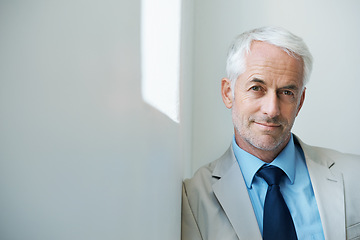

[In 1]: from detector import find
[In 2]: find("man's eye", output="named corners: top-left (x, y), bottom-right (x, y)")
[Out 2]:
top-left (282, 90), bottom-right (294, 96)
top-left (251, 86), bottom-right (261, 91)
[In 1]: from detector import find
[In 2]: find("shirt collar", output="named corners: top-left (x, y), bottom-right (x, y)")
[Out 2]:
top-left (232, 134), bottom-right (296, 189)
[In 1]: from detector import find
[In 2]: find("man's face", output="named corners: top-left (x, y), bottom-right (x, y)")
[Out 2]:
top-left (222, 41), bottom-right (305, 160)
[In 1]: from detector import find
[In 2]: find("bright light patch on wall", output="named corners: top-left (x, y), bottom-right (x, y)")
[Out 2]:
top-left (141, 0), bottom-right (181, 123)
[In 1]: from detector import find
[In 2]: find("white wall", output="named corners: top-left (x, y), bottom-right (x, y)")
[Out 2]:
top-left (0, 1), bottom-right (184, 239)
top-left (2, 1), bottom-right (359, 238)
top-left (191, 0), bottom-right (360, 173)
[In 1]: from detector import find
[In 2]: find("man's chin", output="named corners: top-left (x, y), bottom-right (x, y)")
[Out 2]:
top-left (248, 135), bottom-right (287, 151)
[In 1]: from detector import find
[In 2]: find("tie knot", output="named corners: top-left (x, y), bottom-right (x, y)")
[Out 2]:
top-left (257, 165), bottom-right (285, 186)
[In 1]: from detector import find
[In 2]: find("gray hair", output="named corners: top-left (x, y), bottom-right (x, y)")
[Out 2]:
top-left (226, 26), bottom-right (313, 91)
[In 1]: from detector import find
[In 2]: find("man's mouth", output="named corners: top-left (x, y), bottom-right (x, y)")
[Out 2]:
top-left (254, 122), bottom-right (282, 130)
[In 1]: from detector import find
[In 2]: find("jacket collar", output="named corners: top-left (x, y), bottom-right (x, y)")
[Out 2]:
top-left (296, 137), bottom-right (345, 240)
top-left (212, 146), bottom-right (262, 240)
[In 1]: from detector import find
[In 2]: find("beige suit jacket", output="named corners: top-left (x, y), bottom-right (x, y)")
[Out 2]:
top-left (182, 137), bottom-right (360, 240)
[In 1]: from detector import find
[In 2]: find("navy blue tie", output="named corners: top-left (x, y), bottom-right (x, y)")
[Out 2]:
top-left (257, 166), bottom-right (297, 240)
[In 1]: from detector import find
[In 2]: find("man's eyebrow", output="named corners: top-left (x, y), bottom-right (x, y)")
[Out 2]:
top-left (249, 78), bottom-right (265, 84)
top-left (280, 84), bottom-right (299, 90)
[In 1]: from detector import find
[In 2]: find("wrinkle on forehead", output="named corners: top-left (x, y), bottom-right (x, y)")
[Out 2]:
top-left (243, 42), bottom-right (304, 86)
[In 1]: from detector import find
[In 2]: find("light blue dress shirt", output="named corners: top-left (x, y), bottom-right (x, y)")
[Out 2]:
top-left (232, 134), bottom-right (325, 240)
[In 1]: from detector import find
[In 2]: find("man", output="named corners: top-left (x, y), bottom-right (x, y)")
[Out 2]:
top-left (182, 26), bottom-right (360, 240)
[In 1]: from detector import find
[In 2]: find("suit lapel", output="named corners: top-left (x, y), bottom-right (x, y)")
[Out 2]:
top-left (212, 147), bottom-right (262, 240)
top-left (300, 140), bottom-right (346, 240)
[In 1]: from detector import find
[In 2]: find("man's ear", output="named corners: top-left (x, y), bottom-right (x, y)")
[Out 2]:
top-left (221, 78), bottom-right (233, 109)
top-left (296, 87), bottom-right (306, 116)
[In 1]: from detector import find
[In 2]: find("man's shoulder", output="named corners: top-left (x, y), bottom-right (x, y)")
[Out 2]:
top-left (299, 139), bottom-right (360, 169)
top-left (183, 146), bottom-right (235, 194)
top-left (182, 155), bottom-right (220, 208)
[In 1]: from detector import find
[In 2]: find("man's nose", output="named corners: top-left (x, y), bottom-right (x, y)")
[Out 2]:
top-left (261, 92), bottom-right (280, 118)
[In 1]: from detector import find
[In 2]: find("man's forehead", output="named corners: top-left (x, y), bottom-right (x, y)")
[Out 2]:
top-left (239, 41), bottom-right (304, 87)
